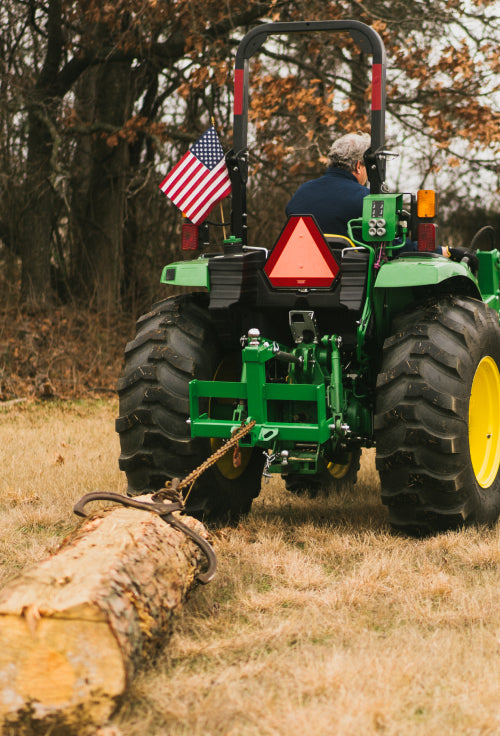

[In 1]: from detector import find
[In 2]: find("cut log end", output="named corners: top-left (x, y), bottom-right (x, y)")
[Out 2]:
top-left (0, 615), bottom-right (125, 726)
top-left (0, 502), bottom-right (212, 734)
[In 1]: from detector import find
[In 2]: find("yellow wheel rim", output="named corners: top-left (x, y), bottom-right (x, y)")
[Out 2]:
top-left (469, 356), bottom-right (500, 488)
top-left (326, 453), bottom-right (353, 480)
top-left (210, 436), bottom-right (252, 480)
top-left (209, 357), bottom-right (252, 481)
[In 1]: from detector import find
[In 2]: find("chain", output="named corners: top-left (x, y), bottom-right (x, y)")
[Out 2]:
top-left (72, 422), bottom-right (258, 585)
top-left (176, 420), bottom-right (257, 493)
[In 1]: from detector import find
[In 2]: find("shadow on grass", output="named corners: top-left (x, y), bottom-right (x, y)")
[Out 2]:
top-left (249, 498), bottom-right (389, 535)
top-left (244, 461), bottom-right (388, 535)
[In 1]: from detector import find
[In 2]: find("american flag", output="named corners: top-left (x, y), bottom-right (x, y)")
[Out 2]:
top-left (159, 126), bottom-right (232, 224)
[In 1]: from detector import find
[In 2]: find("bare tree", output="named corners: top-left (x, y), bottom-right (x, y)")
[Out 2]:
top-left (0, 0), bottom-right (498, 312)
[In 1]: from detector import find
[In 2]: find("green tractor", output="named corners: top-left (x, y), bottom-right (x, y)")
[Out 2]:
top-left (116, 20), bottom-right (500, 535)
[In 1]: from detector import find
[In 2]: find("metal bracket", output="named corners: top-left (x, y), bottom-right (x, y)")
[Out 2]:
top-left (74, 484), bottom-right (217, 584)
top-left (289, 310), bottom-right (319, 344)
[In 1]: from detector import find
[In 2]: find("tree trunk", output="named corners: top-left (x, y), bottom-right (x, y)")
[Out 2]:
top-left (73, 61), bottom-right (133, 314)
top-left (0, 503), bottom-right (211, 735)
top-left (18, 104), bottom-right (58, 309)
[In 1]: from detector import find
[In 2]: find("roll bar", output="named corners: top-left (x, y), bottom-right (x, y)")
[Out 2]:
top-left (227, 20), bottom-right (387, 242)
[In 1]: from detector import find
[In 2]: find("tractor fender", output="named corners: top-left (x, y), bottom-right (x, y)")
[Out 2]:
top-left (161, 259), bottom-right (210, 288)
top-left (374, 253), bottom-right (480, 294)
top-left (372, 254), bottom-right (482, 342)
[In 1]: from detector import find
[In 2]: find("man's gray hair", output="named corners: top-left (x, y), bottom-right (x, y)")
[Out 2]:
top-left (328, 132), bottom-right (371, 171)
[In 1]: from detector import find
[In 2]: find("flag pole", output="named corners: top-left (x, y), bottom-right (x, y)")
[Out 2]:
top-left (211, 116), bottom-right (228, 241)
top-left (219, 202), bottom-right (227, 241)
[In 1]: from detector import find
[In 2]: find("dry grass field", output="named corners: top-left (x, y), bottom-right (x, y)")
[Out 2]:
top-left (2, 399), bottom-right (500, 735)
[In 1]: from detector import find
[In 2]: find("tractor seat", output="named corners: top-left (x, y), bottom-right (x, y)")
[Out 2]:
top-left (324, 233), bottom-right (357, 251)
top-left (324, 234), bottom-right (370, 313)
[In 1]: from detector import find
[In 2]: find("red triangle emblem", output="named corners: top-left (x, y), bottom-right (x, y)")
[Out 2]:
top-left (264, 216), bottom-right (339, 288)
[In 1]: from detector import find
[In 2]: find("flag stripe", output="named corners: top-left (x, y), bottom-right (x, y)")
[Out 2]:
top-left (189, 181), bottom-right (232, 223)
top-left (186, 183), bottom-right (231, 223)
top-left (184, 167), bottom-right (231, 221)
top-left (185, 177), bottom-right (232, 223)
top-left (161, 155), bottom-right (203, 200)
top-left (185, 173), bottom-right (231, 221)
top-left (159, 152), bottom-right (192, 192)
top-left (180, 159), bottom-right (229, 211)
top-left (168, 163), bottom-right (206, 207)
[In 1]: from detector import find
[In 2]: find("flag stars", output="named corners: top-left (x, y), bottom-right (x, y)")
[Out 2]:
top-left (191, 127), bottom-right (225, 170)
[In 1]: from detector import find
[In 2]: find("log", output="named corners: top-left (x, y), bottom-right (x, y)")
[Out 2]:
top-left (0, 501), bottom-right (212, 734)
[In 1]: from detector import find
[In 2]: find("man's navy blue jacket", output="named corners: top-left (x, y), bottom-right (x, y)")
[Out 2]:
top-left (285, 166), bottom-right (368, 237)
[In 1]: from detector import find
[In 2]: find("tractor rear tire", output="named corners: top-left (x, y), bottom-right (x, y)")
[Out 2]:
top-left (375, 295), bottom-right (500, 535)
top-left (116, 294), bottom-right (263, 523)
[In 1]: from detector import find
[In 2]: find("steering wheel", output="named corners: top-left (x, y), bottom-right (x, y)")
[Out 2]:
top-left (470, 225), bottom-right (496, 252)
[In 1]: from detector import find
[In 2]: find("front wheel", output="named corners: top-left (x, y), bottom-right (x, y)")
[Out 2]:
top-left (285, 447), bottom-right (361, 497)
top-left (375, 295), bottom-right (500, 535)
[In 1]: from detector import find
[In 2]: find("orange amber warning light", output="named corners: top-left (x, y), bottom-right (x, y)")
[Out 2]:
top-left (264, 215), bottom-right (339, 288)
top-left (417, 189), bottom-right (436, 219)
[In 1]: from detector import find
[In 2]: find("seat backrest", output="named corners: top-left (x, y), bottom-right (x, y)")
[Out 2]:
top-left (323, 234), bottom-right (370, 314)
top-left (324, 234), bottom-right (357, 251)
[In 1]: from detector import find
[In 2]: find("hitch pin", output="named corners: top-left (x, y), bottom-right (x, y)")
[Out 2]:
top-left (262, 452), bottom-right (276, 481)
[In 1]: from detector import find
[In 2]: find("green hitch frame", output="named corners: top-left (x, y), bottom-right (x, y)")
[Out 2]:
top-left (188, 330), bottom-right (344, 449)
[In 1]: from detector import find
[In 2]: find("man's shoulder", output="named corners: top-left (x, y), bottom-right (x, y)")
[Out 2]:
top-left (286, 176), bottom-right (324, 205)
top-left (325, 170), bottom-right (368, 197)
top-left (286, 168), bottom-right (369, 219)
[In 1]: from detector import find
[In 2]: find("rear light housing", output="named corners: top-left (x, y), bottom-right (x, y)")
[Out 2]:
top-left (417, 222), bottom-right (437, 251)
top-left (415, 189), bottom-right (437, 251)
top-left (181, 222), bottom-right (199, 251)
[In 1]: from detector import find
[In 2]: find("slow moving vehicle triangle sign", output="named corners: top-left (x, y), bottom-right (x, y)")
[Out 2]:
top-left (264, 215), bottom-right (339, 288)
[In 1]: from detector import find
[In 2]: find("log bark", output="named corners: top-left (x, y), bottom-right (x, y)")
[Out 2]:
top-left (0, 502), bottom-right (211, 734)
